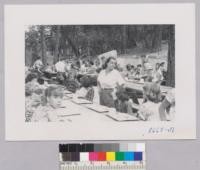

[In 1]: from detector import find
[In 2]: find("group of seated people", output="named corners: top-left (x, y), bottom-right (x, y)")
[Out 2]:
top-left (123, 61), bottom-right (166, 85)
top-left (25, 55), bottom-right (174, 122)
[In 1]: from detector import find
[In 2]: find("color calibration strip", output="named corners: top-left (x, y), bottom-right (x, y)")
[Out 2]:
top-left (59, 143), bottom-right (146, 170)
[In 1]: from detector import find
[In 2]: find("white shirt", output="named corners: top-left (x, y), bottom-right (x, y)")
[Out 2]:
top-left (166, 88), bottom-right (175, 104)
top-left (165, 88), bottom-right (175, 121)
top-left (65, 63), bottom-right (71, 71)
top-left (153, 68), bottom-right (163, 83)
top-left (74, 87), bottom-right (88, 98)
top-left (31, 105), bottom-right (59, 122)
top-left (33, 59), bottom-right (43, 69)
top-left (139, 101), bottom-right (161, 121)
top-left (55, 61), bottom-right (66, 72)
top-left (80, 64), bottom-right (87, 73)
top-left (97, 69), bottom-right (125, 89)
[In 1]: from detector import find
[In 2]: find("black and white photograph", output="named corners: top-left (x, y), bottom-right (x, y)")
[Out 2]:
top-left (25, 25), bottom-right (175, 123)
top-left (5, 4), bottom-right (195, 140)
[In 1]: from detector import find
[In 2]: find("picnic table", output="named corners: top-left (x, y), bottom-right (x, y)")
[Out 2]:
top-left (76, 72), bottom-right (172, 95)
top-left (125, 80), bottom-right (173, 94)
top-left (57, 91), bottom-right (140, 123)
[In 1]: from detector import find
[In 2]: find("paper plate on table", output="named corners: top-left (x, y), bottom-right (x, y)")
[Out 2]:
top-left (72, 98), bottom-right (93, 104)
top-left (106, 112), bottom-right (139, 121)
top-left (85, 103), bottom-right (109, 113)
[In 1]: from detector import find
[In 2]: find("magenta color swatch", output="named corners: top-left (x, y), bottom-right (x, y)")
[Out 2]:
top-left (89, 152), bottom-right (98, 161)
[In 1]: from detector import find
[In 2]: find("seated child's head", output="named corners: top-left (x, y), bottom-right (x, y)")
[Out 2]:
top-left (37, 77), bottom-right (45, 85)
top-left (67, 71), bottom-right (76, 80)
top-left (143, 82), bottom-right (161, 103)
top-left (43, 86), bottom-right (63, 108)
top-left (116, 85), bottom-right (129, 102)
top-left (136, 64), bottom-right (142, 73)
top-left (80, 76), bottom-right (92, 88)
top-left (25, 73), bottom-right (37, 83)
top-left (126, 64), bottom-right (132, 71)
top-left (130, 65), bottom-right (135, 72)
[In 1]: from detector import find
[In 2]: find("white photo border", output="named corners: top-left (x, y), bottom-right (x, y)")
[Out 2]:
top-left (5, 4), bottom-right (196, 140)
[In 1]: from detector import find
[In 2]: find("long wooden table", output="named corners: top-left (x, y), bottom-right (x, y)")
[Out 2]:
top-left (78, 72), bottom-right (173, 94)
top-left (57, 93), bottom-right (139, 123)
top-left (125, 80), bottom-right (173, 94)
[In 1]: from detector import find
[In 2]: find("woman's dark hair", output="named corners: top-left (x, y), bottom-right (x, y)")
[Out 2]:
top-left (126, 64), bottom-right (132, 71)
top-left (160, 62), bottom-right (165, 67)
top-left (37, 77), bottom-right (44, 85)
top-left (155, 63), bottom-right (160, 70)
top-left (75, 61), bottom-right (81, 68)
top-left (131, 65), bottom-right (135, 69)
top-left (102, 56), bottom-right (116, 69)
top-left (36, 56), bottom-right (41, 60)
top-left (71, 63), bottom-right (75, 69)
top-left (141, 54), bottom-right (146, 58)
top-left (89, 60), bottom-right (94, 66)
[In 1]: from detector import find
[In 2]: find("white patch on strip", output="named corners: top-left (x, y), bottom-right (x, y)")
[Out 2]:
top-left (80, 152), bottom-right (89, 161)
top-left (136, 143), bottom-right (146, 152)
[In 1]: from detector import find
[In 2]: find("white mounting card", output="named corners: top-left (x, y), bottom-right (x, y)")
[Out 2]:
top-left (5, 4), bottom-right (196, 140)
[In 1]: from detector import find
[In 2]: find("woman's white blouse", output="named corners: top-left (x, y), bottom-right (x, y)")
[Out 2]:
top-left (97, 69), bottom-right (125, 89)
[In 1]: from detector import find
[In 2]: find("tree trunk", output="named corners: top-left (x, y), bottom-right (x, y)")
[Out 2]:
top-left (87, 39), bottom-right (91, 56)
top-left (54, 25), bottom-right (60, 63)
top-left (40, 26), bottom-right (47, 65)
top-left (65, 36), bottom-right (80, 57)
top-left (60, 26), bottom-right (79, 58)
top-left (121, 25), bottom-right (127, 53)
top-left (166, 25), bottom-right (175, 87)
top-left (151, 26), bottom-right (162, 52)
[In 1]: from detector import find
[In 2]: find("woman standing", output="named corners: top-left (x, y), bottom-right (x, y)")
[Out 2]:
top-left (97, 57), bottom-right (125, 108)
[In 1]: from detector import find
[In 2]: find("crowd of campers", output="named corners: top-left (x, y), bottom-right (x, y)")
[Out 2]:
top-left (25, 53), bottom-right (175, 122)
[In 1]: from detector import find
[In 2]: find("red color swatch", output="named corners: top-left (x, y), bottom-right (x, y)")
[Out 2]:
top-left (97, 152), bottom-right (106, 161)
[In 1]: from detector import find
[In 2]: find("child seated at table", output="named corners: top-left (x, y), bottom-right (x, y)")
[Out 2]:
top-left (25, 74), bottom-right (47, 96)
top-left (74, 76), bottom-right (94, 102)
top-left (64, 71), bottom-right (80, 93)
top-left (159, 88), bottom-right (175, 121)
top-left (138, 82), bottom-right (162, 121)
top-left (31, 86), bottom-right (64, 122)
top-left (115, 85), bottom-right (137, 114)
top-left (134, 64), bottom-right (142, 80)
top-left (26, 92), bottom-right (43, 122)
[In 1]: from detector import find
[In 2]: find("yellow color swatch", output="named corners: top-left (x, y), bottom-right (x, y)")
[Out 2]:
top-left (106, 152), bottom-right (115, 161)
